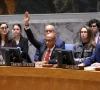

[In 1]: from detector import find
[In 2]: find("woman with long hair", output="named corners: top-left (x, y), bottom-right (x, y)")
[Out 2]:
top-left (73, 25), bottom-right (96, 64)
top-left (0, 22), bottom-right (16, 65)
top-left (0, 22), bottom-right (16, 47)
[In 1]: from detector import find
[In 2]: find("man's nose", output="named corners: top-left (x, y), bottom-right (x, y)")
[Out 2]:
top-left (47, 31), bottom-right (50, 34)
top-left (46, 41), bottom-right (49, 44)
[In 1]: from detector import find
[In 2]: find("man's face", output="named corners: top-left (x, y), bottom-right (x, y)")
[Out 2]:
top-left (45, 25), bottom-right (55, 35)
top-left (90, 23), bottom-right (99, 35)
top-left (45, 34), bottom-right (56, 48)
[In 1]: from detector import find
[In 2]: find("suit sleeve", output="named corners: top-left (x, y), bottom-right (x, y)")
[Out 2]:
top-left (61, 41), bottom-right (65, 49)
top-left (20, 39), bottom-right (28, 59)
top-left (34, 39), bottom-right (45, 62)
top-left (83, 52), bottom-right (96, 66)
top-left (56, 41), bottom-right (65, 49)
top-left (83, 44), bottom-right (100, 66)
top-left (24, 28), bottom-right (41, 50)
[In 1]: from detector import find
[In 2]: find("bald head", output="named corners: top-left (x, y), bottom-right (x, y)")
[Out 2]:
top-left (45, 25), bottom-right (55, 30)
top-left (45, 25), bottom-right (55, 35)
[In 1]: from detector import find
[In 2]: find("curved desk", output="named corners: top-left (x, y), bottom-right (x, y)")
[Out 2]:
top-left (0, 67), bottom-right (100, 90)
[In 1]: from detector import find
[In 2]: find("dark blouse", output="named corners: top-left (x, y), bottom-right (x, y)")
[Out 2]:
top-left (0, 39), bottom-right (17, 47)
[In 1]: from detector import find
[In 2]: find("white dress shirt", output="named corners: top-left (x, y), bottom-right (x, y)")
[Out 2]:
top-left (95, 32), bottom-right (100, 43)
top-left (41, 45), bottom-right (55, 61)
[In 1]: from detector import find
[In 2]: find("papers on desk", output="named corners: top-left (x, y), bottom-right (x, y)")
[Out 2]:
top-left (84, 66), bottom-right (96, 70)
top-left (84, 66), bottom-right (100, 71)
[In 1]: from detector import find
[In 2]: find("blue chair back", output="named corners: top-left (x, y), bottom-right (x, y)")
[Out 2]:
top-left (65, 44), bottom-right (74, 50)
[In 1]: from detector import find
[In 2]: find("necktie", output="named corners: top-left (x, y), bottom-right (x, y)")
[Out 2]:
top-left (45, 49), bottom-right (51, 61)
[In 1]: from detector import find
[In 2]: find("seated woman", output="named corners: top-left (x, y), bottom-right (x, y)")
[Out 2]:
top-left (12, 24), bottom-right (31, 63)
top-left (73, 25), bottom-right (96, 64)
top-left (0, 22), bottom-right (16, 47)
top-left (0, 22), bottom-right (16, 64)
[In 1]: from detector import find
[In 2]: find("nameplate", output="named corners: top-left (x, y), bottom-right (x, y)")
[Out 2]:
top-left (62, 65), bottom-right (84, 70)
top-left (95, 68), bottom-right (100, 71)
top-left (11, 62), bottom-right (35, 67)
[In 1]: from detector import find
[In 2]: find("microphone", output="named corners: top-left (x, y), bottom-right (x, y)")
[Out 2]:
top-left (17, 47), bottom-right (22, 53)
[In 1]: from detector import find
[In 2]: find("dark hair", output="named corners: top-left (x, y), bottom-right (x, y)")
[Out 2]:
top-left (13, 24), bottom-right (22, 31)
top-left (0, 22), bottom-right (8, 28)
top-left (0, 22), bottom-right (13, 42)
top-left (87, 19), bottom-right (100, 28)
top-left (80, 25), bottom-right (96, 49)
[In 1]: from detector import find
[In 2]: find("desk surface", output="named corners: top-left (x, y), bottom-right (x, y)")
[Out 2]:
top-left (0, 67), bottom-right (100, 90)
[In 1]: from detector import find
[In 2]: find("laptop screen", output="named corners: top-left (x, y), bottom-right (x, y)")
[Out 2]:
top-left (55, 48), bottom-right (75, 68)
top-left (0, 47), bottom-right (22, 66)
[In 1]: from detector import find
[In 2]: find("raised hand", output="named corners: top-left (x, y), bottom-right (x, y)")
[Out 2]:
top-left (24, 11), bottom-right (30, 25)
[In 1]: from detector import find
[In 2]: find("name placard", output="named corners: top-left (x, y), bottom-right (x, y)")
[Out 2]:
top-left (62, 65), bottom-right (84, 70)
top-left (11, 62), bottom-right (35, 67)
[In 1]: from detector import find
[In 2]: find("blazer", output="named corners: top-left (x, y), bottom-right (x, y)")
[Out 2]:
top-left (34, 38), bottom-right (65, 61)
top-left (17, 35), bottom-right (31, 63)
top-left (24, 28), bottom-right (65, 64)
top-left (83, 44), bottom-right (100, 66)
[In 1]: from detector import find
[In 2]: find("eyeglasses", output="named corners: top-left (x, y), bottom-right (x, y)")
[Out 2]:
top-left (45, 30), bottom-right (54, 33)
top-left (45, 39), bottom-right (55, 42)
top-left (0, 27), bottom-right (8, 30)
top-left (90, 25), bottom-right (97, 28)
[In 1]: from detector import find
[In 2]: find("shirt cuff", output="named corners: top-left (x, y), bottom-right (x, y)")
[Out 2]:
top-left (24, 27), bottom-right (30, 30)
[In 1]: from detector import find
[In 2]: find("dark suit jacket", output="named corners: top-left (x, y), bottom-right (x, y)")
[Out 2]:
top-left (17, 35), bottom-right (31, 63)
top-left (24, 28), bottom-right (65, 64)
top-left (83, 44), bottom-right (100, 66)
top-left (34, 38), bottom-right (65, 61)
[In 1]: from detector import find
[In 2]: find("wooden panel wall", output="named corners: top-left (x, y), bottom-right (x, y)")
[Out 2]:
top-left (5, 0), bottom-right (16, 14)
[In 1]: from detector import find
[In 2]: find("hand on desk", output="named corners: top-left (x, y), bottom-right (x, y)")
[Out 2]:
top-left (35, 61), bottom-right (47, 67)
top-left (91, 62), bottom-right (100, 67)
top-left (35, 61), bottom-right (57, 68)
